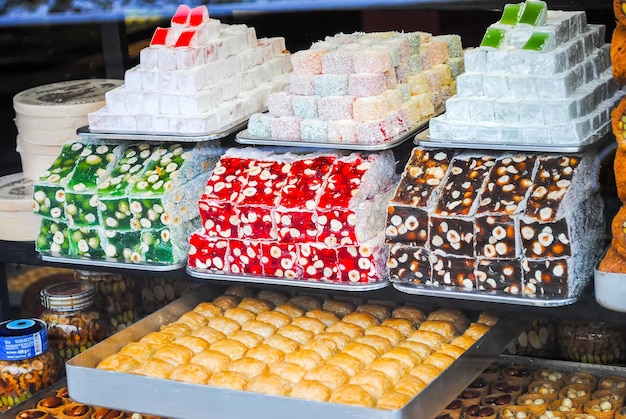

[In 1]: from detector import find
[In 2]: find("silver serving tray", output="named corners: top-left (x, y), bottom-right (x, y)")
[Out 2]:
top-left (40, 254), bottom-right (186, 272)
top-left (393, 282), bottom-right (582, 307)
top-left (66, 284), bottom-right (526, 419)
top-left (497, 354), bottom-right (626, 378)
top-left (77, 112), bottom-right (251, 142)
top-left (415, 122), bottom-right (613, 153)
top-left (235, 117), bottom-right (431, 151)
top-left (186, 268), bottom-right (390, 291)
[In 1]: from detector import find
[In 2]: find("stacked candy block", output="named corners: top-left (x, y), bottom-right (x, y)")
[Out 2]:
top-left (88, 4), bottom-right (291, 135)
top-left (247, 30), bottom-right (463, 144)
top-left (188, 148), bottom-right (397, 283)
top-left (386, 147), bottom-right (605, 299)
top-left (33, 139), bottom-right (222, 264)
top-left (429, 0), bottom-right (624, 145)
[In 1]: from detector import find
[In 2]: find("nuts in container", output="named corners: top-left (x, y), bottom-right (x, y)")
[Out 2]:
top-left (39, 282), bottom-right (105, 362)
top-left (138, 277), bottom-right (198, 317)
top-left (0, 319), bottom-right (60, 412)
top-left (74, 270), bottom-right (140, 337)
top-left (504, 317), bottom-right (557, 358)
top-left (557, 319), bottom-right (626, 365)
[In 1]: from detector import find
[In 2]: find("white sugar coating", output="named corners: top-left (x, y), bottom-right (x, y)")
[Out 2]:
top-left (289, 74), bottom-right (316, 96)
top-left (314, 73), bottom-right (349, 97)
top-left (318, 95), bottom-right (354, 121)
top-left (292, 95), bottom-right (319, 119)
top-left (300, 119), bottom-right (328, 142)
top-left (348, 73), bottom-right (387, 97)
top-left (322, 50), bottom-right (355, 74)
top-left (267, 90), bottom-right (294, 117)
top-left (270, 116), bottom-right (302, 140)
top-left (327, 119), bottom-right (359, 143)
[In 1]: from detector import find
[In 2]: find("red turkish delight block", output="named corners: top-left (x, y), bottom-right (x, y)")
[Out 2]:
top-left (174, 30), bottom-right (199, 48)
top-left (260, 242), bottom-right (300, 279)
top-left (391, 148), bottom-right (453, 208)
top-left (525, 155), bottom-right (580, 222)
top-left (279, 155), bottom-right (335, 210)
top-left (475, 214), bottom-right (517, 258)
top-left (239, 205), bottom-right (276, 240)
top-left (477, 155), bottom-right (536, 215)
top-left (430, 253), bottom-right (476, 289)
top-left (387, 244), bottom-right (431, 283)
top-left (522, 258), bottom-right (569, 297)
top-left (520, 219), bottom-right (571, 258)
top-left (228, 239), bottom-right (264, 276)
top-left (435, 155), bottom-right (495, 216)
top-left (385, 206), bottom-right (429, 246)
top-left (275, 209), bottom-right (318, 243)
top-left (298, 243), bottom-right (339, 282)
top-left (204, 157), bottom-right (250, 202)
top-left (188, 5), bottom-right (209, 27)
top-left (337, 243), bottom-right (386, 284)
top-left (429, 216), bottom-right (475, 256)
top-left (199, 201), bottom-right (238, 239)
top-left (317, 209), bottom-right (357, 247)
top-left (171, 4), bottom-right (191, 26)
top-left (150, 27), bottom-right (172, 46)
top-left (318, 154), bottom-right (368, 210)
top-left (475, 258), bottom-right (522, 294)
top-left (188, 232), bottom-right (229, 272)
top-left (238, 160), bottom-right (288, 206)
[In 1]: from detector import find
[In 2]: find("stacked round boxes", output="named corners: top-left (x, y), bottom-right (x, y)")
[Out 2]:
top-left (13, 79), bottom-right (122, 181)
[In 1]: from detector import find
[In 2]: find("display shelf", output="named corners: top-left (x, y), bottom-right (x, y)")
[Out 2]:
top-left (0, 239), bottom-right (623, 324)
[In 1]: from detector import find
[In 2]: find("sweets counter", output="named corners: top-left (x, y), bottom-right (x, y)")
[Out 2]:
top-left (0, 239), bottom-right (621, 325)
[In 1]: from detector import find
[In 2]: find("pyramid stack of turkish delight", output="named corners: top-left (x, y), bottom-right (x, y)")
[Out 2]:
top-left (429, 0), bottom-right (624, 145)
top-left (386, 147), bottom-right (605, 299)
top-left (188, 148), bottom-right (397, 284)
top-left (247, 30), bottom-right (463, 144)
top-left (33, 139), bottom-right (222, 264)
top-left (88, 5), bottom-right (291, 135)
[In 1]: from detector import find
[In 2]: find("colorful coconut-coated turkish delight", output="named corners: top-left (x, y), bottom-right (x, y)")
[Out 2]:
top-left (34, 139), bottom-right (221, 264)
top-left (88, 5), bottom-right (291, 135)
top-left (429, 1), bottom-right (624, 146)
top-left (386, 147), bottom-right (604, 300)
top-left (188, 148), bottom-right (396, 284)
top-left (248, 29), bottom-right (463, 144)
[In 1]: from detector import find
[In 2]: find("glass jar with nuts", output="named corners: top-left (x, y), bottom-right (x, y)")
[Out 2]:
top-left (0, 319), bottom-right (60, 412)
top-left (39, 282), bottom-right (105, 362)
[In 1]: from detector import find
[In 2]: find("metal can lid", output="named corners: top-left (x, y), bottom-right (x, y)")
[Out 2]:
top-left (0, 319), bottom-right (48, 361)
top-left (40, 281), bottom-right (96, 311)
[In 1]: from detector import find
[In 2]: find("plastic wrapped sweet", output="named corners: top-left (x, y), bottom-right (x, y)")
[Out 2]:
top-left (429, 1), bottom-right (623, 146)
top-left (386, 147), bottom-right (605, 300)
top-left (188, 148), bottom-right (396, 284)
top-left (33, 139), bottom-right (222, 265)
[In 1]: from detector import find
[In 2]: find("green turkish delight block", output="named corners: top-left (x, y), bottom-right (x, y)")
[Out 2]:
top-left (68, 227), bottom-right (105, 258)
top-left (141, 219), bottom-right (197, 264)
top-left (129, 198), bottom-right (170, 230)
top-left (32, 184), bottom-right (65, 219)
top-left (518, 0), bottom-right (547, 26)
top-left (38, 141), bottom-right (85, 185)
top-left (65, 191), bottom-right (100, 227)
top-left (500, 3), bottom-right (523, 25)
top-left (481, 27), bottom-right (507, 49)
top-left (104, 229), bottom-right (142, 262)
top-left (97, 143), bottom-right (156, 197)
top-left (67, 143), bottom-right (122, 193)
top-left (36, 218), bottom-right (69, 255)
top-left (521, 31), bottom-right (553, 51)
top-left (100, 197), bottom-right (132, 230)
top-left (130, 142), bottom-right (220, 196)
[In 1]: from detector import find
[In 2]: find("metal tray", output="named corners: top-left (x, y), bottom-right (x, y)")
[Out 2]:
top-left (40, 254), bottom-right (186, 272)
top-left (235, 118), bottom-right (430, 151)
top-left (496, 354), bottom-right (626, 378)
top-left (393, 282), bottom-right (582, 307)
top-left (186, 268), bottom-right (390, 291)
top-left (66, 284), bottom-right (526, 419)
top-left (77, 113), bottom-right (250, 142)
top-left (415, 122), bottom-right (613, 154)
